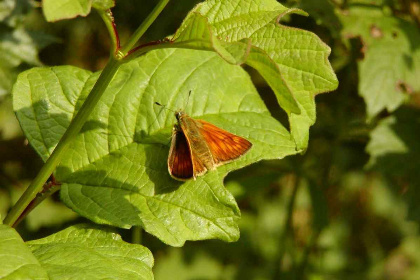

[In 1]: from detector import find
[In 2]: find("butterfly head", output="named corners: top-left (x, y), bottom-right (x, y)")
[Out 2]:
top-left (175, 111), bottom-right (185, 122)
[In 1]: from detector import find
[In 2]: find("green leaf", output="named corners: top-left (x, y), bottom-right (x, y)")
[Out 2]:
top-left (366, 107), bottom-right (420, 177)
top-left (172, 12), bottom-right (300, 114)
top-left (0, 224), bottom-right (48, 279)
top-left (0, 27), bottom-right (42, 97)
top-left (339, 6), bottom-right (420, 119)
top-left (13, 48), bottom-right (298, 246)
top-left (43, 0), bottom-right (91, 22)
top-left (27, 224), bottom-right (154, 280)
top-left (366, 107), bottom-right (420, 221)
top-left (297, 0), bottom-right (342, 38)
top-left (192, 0), bottom-right (338, 150)
top-left (42, 0), bottom-right (114, 22)
top-left (92, 0), bottom-right (115, 11)
top-left (13, 66), bottom-right (92, 161)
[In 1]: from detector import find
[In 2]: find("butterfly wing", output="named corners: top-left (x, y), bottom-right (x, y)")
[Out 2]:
top-left (167, 127), bottom-right (194, 180)
top-left (196, 120), bottom-right (252, 165)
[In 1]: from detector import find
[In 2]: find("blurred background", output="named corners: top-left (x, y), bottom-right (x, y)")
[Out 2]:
top-left (1, 0), bottom-right (419, 279)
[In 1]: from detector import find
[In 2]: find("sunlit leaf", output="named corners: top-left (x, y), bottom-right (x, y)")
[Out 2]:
top-left (27, 224), bottom-right (154, 280)
top-left (0, 223), bottom-right (48, 279)
top-left (13, 48), bottom-right (298, 246)
top-left (13, 0), bottom-right (337, 246)
top-left (191, 0), bottom-right (338, 150)
top-left (43, 0), bottom-right (115, 22)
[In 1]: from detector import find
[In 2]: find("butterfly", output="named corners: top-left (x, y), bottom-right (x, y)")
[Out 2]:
top-left (167, 110), bottom-right (252, 181)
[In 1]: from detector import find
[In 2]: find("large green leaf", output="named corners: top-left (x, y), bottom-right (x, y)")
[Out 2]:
top-left (191, 0), bottom-right (338, 149)
top-left (27, 224), bottom-right (154, 280)
top-left (13, 48), bottom-right (298, 246)
top-left (172, 12), bottom-right (301, 115)
top-left (339, 6), bottom-right (420, 119)
top-left (0, 224), bottom-right (48, 279)
top-left (42, 0), bottom-right (115, 22)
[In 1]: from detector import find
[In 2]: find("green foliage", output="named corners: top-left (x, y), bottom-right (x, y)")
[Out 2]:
top-left (12, 0), bottom-right (336, 247)
top-left (27, 224), bottom-right (154, 280)
top-left (339, 6), bottom-right (420, 118)
top-left (0, 224), bottom-right (48, 279)
top-left (0, 0), bottom-right (52, 97)
top-left (193, 0), bottom-right (338, 149)
top-left (13, 50), bottom-right (298, 245)
top-left (43, 0), bottom-right (115, 22)
top-left (366, 107), bottom-right (420, 221)
top-left (3, 0), bottom-right (420, 279)
top-left (0, 222), bottom-right (153, 280)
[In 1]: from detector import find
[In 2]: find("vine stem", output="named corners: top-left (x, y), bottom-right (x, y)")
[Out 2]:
top-left (3, 0), bottom-right (171, 227)
top-left (98, 9), bottom-right (120, 54)
top-left (3, 58), bottom-right (120, 227)
top-left (119, 0), bottom-right (170, 56)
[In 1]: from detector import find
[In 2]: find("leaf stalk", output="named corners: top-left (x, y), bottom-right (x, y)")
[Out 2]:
top-left (119, 0), bottom-right (171, 56)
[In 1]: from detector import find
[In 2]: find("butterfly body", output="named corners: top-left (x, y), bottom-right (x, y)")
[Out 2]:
top-left (168, 111), bottom-right (252, 181)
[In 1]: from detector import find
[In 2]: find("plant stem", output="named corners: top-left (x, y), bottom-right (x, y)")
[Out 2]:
top-left (3, 0), bottom-right (172, 227)
top-left (119, 0), bottom-right (170, 56)
top-left (132, 226), bottom-right (143, 244)
top-left (98, 9), bottom-right (120, 53)
top-left (3, 58), bottom-right (121, 226)
top-left (13, 182), bottom-right (61, 228)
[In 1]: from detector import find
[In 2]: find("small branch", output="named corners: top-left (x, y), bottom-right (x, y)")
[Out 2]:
top-left (126, 38), bottom-right (172, 56)
top-left (98, 9), bottom-right (120, 54)
top-left (13, 177), bottom-right (61, 228)
top-left (119, 0), bottom-right (170, 56)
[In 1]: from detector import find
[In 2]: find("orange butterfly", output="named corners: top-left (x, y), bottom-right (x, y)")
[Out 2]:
top-left (167, 110), bottom-right (252, 181)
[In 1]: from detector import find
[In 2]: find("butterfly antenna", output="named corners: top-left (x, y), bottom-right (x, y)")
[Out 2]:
top-left (184, 90), bottom-right (192, 109)
top-left (154, 102), bottom-right (176, 113)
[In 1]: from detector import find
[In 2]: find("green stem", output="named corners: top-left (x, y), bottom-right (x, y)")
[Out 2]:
top-left (13, 183), bottom-right (61, 228)
top-left (132, 226), bottom-right (143, 244)
top-left (98, 9), bottom-right (119, 53)
top-left (119, 0), bottom-right (170, 56)
top-left (125, 40), bottom-right (209, 60)
top-left (3, 0), bottom-right (172, 227)
top-left (3, 58), bottom-right (121, 227)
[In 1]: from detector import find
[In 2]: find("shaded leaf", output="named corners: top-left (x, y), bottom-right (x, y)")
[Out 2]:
top-left (366, 107), bottom-right (420, 221)
top-left (339, 6), bottom-right (420, 118)
top-left (0, 27), bottom-right (42, 97)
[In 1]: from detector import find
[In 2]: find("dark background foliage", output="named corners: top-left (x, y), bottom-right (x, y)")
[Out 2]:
top-left (1, 0), bottom-right (419, 279)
